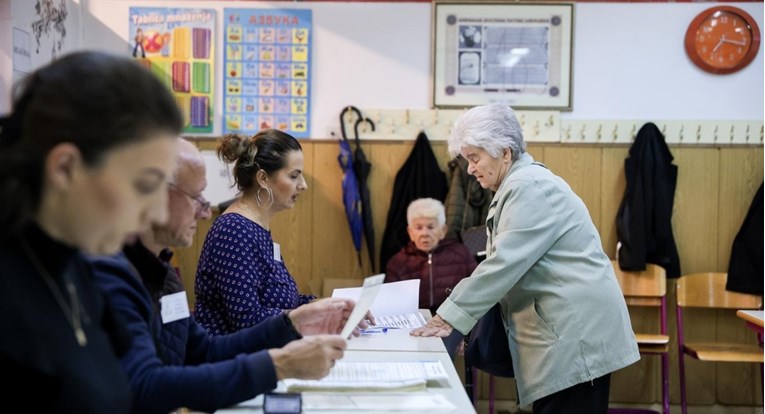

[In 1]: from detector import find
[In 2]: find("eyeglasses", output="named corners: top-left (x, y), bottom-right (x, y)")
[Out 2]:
top-left (168, 182), bottom-right (211, 212)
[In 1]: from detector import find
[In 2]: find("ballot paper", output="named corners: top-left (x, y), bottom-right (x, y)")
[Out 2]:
top-left (302, 393), bottom-right (457, 411)
top-left (339, 274), bottom-right (385, 339)
top-left (333, 279), bottom-right (425, 328)
top-left (282, 361), bottom-right (449, 393)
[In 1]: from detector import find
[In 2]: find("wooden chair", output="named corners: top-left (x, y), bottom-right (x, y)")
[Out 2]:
top-left (675, 272), bottom-right (763, 414)
top-left (610, 261), bottom-right (670, 414)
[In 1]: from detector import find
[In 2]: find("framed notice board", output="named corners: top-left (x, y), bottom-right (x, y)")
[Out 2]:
top-left (433, 2), bottom-right (574, 110)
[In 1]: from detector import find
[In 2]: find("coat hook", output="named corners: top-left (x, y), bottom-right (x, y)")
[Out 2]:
top-left (713, 125), bottom-right (718, 142)
top-left (631, 125), bottom-right (637, 140)
top-left (661, 124), bottom-right (667, 136)
top-left (519, 114), bottom-right (526, 127)
top-left (679, 125), bottom-right (684, 142)
top-left (565, 124), bottom-right (572, 141)
top-left (545, 114), bottom-right (554, 127)
top-left (760, 125), bottom-right (763, 142)
top-left (612, 125), bottom-right (618, 141)
top-left (745, 125), bottom-right (750, 142)
top-left (533, 120), bottom-right (540, 137)
top-left (696, 125), bottom-right (702, 141)
top-left (580, 124), bottom-right (587, 141)
top-left (405, 109), bottom-right (410, 125)
top-left (729, 125), bottom-right (735, 143)
top-left (596, 124), bottom-right (603, 141)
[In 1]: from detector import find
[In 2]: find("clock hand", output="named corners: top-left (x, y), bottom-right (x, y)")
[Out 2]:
top-left (722, 37), bottom-right (748, 46)
top-left (712, 36), bottom-right (725, 53)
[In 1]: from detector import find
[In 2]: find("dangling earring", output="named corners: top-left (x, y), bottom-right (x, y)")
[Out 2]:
top-left (256, 187), bottom-right (274, 209)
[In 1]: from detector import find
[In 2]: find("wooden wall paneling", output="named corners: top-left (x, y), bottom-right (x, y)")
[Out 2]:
top-left (309, 142), bottom-right (366, 282)
top-left (271, 143), bottom-right (317, 295)
top-left (716, 147), bottom-right (764, 270)
top-left (671, 147), bottom-right (721, 274)
top-left (715, 147), bottom-right (763, 406)
top-left (600, 147), bottom-right (629, 258)
top-left (367, 140), bottom-right (415, 273)
top-left (668, 147), bottom-right (720, 406)
top-left (542, 145), bottom-right (603, 228)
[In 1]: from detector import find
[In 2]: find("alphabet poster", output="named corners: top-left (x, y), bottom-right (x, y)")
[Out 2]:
top-left (223, 8), bottom-right (312, 138)
top-left (129, 7), bottom-right (216, 134)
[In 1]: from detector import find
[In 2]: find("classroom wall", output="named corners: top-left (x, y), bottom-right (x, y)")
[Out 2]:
top-left (175, 138), bottom-right (763, 409)
top-left (4, 1), bottom-right (758, 131)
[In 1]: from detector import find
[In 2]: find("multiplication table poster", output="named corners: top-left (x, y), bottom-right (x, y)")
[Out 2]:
top-left (223, 9), bottom-right (312, 138)
top-left (129, 7), bottom-right (216, 134)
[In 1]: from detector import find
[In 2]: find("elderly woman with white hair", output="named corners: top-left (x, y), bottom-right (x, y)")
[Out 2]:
top-left (385, 198), bottom-right (476, 358)
top-left (411, 103), bottom-right (639, 413)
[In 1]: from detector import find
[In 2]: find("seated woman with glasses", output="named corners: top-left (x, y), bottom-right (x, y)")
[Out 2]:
top-left (194, 130), bottom-right (316, 336)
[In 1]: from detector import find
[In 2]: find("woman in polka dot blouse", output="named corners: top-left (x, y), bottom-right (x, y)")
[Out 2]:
top-left (194, 130), bottom-right (316, 335)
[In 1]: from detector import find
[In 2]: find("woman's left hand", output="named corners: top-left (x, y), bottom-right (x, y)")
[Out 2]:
top-left (410, 315), bottom-right (453, 337)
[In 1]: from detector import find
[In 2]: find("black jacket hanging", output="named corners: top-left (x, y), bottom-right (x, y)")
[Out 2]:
top-left (616, 122), bottom-right (681, 278)
top-left (379, 132), bottom-right (448, 269)
top-left (726, 183), bottom-right (763, 295)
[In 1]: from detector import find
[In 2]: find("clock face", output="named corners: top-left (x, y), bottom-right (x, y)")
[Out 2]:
top-left (685, 6), bottom-right (761, 74)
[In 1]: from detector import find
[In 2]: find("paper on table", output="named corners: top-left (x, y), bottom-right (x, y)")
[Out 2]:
top-left (333, 279), bottom-right (419, 317)
top-left (302, 393), bottom-right (456, 411)
top-left (282, 361), bottom-right (449, 393)
top-left (339, 274), bottom-right (386, 339)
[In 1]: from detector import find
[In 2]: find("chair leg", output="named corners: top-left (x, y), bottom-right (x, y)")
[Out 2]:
top-left (678, 352), bottom-right (688, 414)
top-left (661, 353), bottom-right (670, 414)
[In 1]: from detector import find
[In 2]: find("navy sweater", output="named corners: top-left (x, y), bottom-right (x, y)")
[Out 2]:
top-left (90, 243), bottom-right (299, 414)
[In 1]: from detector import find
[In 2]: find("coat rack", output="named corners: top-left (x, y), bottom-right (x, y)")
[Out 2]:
top-left (337, 108), bottom-right (763, 145)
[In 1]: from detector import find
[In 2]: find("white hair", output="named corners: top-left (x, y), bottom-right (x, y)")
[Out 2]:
top-left (447, 103), bottom-right (526, 160)
top-left (407, 198), bottom-right (445, 226)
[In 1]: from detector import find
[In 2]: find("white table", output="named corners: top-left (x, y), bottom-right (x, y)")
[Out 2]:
top-left (217, 350), bottom-right (474, 413)
top-left (215, 311), bottom-right (475, 413)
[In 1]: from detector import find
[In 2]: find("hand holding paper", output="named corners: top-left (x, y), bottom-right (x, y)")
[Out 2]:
top-left (269, 335), bottom-right (347, 380)
top-left (290, 297), bottom-right (361, 336)
top-left (339, 274), bottom-right (385, 339)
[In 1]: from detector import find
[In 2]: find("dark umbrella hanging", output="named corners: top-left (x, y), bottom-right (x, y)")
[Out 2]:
top-left (353, 116), bottom-right (376, 271)
top-left (338, 106), bottom-right (364, 266)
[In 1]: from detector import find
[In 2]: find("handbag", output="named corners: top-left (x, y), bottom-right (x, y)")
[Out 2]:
top-left (464, 303), bottom-right (514, 378)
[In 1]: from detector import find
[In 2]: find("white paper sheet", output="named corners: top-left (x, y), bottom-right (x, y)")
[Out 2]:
top-left (282, 361), bottom-right (449, 392)
top-left (302, 393), bottom-right (457, 411)
top-left (333, 279), bottom-right (419, 317)
top-left (339, 274), bottom-right (386, 339)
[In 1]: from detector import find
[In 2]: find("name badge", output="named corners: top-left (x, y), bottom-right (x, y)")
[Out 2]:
top-left (273, 242), bottom-right (282, 262)
top-left (160, 291), bottom-right (190, 324)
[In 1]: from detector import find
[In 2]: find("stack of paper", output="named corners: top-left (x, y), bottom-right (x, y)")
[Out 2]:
top-left (333, 279), bottom-right (425, 329)
top-left (282, 361), bottom-right (448, 393)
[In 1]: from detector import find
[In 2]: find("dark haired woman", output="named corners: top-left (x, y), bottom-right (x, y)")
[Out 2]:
top-left (0, 51), bottom-right (183, 412)
top-left (195, 130), bottom-right (316, 336)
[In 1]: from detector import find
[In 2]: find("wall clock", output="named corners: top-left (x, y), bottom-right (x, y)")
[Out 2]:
top-left (685, 6), bottom-right (761, 74)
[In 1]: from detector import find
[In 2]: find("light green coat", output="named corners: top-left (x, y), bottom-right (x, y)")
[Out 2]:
top-left (438, 152), bottom-right (640, 405)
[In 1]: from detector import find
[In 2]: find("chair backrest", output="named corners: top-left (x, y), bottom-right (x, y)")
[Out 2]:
top-left (611, 260), bottom-right (666, 307)
top-left (676, 272), bottom-right (762, 309)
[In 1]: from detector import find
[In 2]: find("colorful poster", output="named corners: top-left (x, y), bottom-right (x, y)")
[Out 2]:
top-left (129, 8), bottom-right (216, 134)
top-left (223, 9), bottom-right (312, 138)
